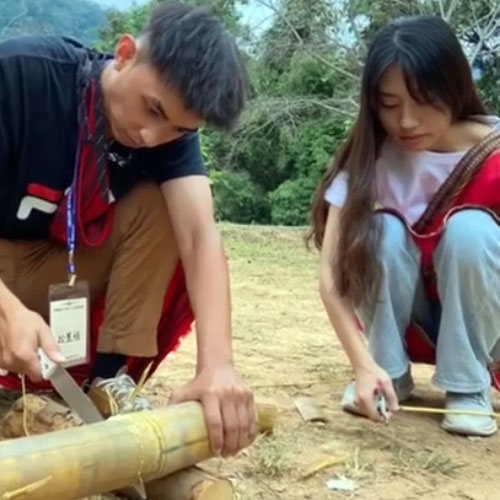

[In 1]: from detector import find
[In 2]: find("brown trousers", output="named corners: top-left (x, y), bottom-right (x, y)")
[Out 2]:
top-left (0, 183), bottom-right (179, 357)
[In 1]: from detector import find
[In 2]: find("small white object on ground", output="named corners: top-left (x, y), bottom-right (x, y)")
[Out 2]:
top-left (326, 475), bottom-right (359, 492)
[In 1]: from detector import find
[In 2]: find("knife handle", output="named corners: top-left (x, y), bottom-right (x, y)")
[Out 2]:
top-left (38, 348), bottom-right (57, 380)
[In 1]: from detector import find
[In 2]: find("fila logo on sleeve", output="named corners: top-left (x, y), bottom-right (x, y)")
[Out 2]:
top-left (16, 183), bottom-right (64, 220)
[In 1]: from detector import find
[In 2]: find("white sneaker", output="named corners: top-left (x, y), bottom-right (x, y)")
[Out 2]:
top-left (88, 371), bottom-right (151, 418)
top-left (441, 390), bottom-right (497, 437)
top-left (341, 369), bottom-right (414, 417)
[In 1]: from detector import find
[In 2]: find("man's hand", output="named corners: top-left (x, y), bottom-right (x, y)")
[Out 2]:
top-left (162, 176), bottom-right (256, 455)
top-left (0, 296), bottom-right (65, 381)
top-left (170, 362), bottom-right (256, 456)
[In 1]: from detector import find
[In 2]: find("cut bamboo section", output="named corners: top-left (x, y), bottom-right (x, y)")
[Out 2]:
top-left (145, 466), bottom-right (233, 500)
top-left (0, 401), bottom-right (276, 500)
top-left (294, 397), bottom-right (329, 423)
top-left (0, 402), bottom-right (277, 500)
top-left (254, 401), bottom-right (277, 433)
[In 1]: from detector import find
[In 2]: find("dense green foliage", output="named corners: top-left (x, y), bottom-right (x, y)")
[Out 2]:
top-left (5, 0), bottom-right (500, 225)
top-left (0, 0), bottom-right (107, 45)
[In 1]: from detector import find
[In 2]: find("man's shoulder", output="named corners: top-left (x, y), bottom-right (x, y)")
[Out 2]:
top-left (0, 35), bottom-right (87, 66)
top-left (134, 133), bottom-right (206, 184)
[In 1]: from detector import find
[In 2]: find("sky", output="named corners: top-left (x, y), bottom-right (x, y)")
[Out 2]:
top-left (240, 1), bottom-right (274, 33)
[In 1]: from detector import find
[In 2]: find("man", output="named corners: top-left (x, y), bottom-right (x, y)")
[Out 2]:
top-left (0, 3), bottom-right (255, 456)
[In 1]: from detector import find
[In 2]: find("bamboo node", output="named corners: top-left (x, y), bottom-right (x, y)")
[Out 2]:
top-left (128, 414), bottom-right (147, 487)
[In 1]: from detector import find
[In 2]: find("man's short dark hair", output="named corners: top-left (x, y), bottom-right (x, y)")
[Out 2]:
top-left (141, 2), bottom-right (247, 129)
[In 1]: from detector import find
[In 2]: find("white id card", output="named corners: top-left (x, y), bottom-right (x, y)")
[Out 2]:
top-left (48, 281), bottom-right (90, 367)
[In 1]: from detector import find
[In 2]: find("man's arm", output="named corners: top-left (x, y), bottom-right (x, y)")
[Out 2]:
top-left (0, 111), bottom-right (64, 379)
top-left (161, 175), bottom-right (256, 456)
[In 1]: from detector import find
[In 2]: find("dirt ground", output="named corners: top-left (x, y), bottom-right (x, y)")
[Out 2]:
top-left (1, 224), bottom-right (500, 499)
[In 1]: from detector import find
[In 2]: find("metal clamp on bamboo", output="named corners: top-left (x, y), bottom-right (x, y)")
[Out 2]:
top-left (0, 401), bottom-right (277, 500)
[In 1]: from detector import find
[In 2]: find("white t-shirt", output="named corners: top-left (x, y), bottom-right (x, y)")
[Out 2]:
top-left (325, 116), bottom-right (500, 225)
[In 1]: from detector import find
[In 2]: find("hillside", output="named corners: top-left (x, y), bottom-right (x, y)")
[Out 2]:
top-left (0, 0), bottom-right (108, 45)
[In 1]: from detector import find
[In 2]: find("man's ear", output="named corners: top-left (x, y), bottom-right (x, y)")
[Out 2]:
top-left (114, 34), bottom-right (138, 71)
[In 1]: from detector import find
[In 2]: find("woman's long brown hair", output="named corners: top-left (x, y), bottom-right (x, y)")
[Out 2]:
top-left (308, 15), bottom-right (487, 307)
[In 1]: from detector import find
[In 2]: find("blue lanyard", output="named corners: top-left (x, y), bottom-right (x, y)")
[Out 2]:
top-left (66, 136), bottom-right (81, 286)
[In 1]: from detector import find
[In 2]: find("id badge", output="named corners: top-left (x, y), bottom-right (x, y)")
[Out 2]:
top-left (48, 280), bottom-right (90, 368)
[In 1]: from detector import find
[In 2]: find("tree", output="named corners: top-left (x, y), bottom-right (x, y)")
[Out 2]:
top-left (96, 0), bottom-right (247, 52)
top-left (94, 0), bottom-right (500, 226)
top-left (347, 0), bottom-right (500, 109)
top-left (0, 0), bottom-right (108, 45)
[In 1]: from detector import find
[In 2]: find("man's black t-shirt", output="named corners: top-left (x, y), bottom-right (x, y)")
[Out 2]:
top-left (0, 36), bottom-right (206, 240)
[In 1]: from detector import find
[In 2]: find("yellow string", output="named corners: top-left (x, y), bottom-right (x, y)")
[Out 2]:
top-left (139, 411), bottom-right (167, 467)
top-left (123, 364), bottom-right (165, 487)
top-left (19, 374), bottom-right (30, 437)
top-left (400, 405), bottom-right (500, 418)
top-left (104, 386), bottom-right (119, 416)
top-left (126, 414), bottom-right (147, 488)
top-left (125, 410), bottom-right (168, 480)
top-left (1, 476), bottom-right (52, 499)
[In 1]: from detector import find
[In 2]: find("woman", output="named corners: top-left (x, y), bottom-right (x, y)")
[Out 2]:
top-left (310, 15), bottom-right (500, 436)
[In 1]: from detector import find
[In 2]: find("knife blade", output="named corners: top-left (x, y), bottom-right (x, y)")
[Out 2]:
top-left (49, 364), bottom-right (104, 423)
top-left (39, 348), bottom-right (103, 422)
top-left (38, 349), bottom-right (147, 500)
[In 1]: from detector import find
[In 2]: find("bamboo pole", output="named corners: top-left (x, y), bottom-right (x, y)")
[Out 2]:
top-left (0, 401), bottom-right (276, 500)
top-left (145, 466), bottom-right (233, 500)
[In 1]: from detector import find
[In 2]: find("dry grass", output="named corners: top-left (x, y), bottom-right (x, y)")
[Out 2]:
top-left (252, 433), bottom-right (292, 478)
top-left (153, 224), bottom-right (500, 499)
top-left (2, 223), bottom-right (500, 500)
top-left (191, 224), bottom-right (500, 499)
top-left (388, 442), bottom-right (464, 476)
top-left (342, 447), bottom-right (376, 482)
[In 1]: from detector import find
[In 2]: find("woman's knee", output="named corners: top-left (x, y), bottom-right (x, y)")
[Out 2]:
top-left (439, 210), bottom-right (500, 267)
top-left (376, 213), bottom-right (417, 265)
